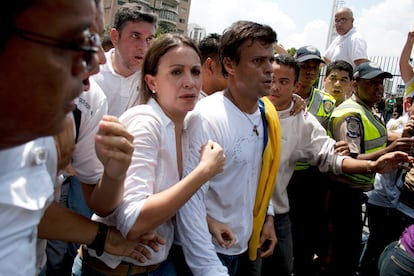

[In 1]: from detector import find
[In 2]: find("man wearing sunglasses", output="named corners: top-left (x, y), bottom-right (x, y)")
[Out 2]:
top-left (0, 1), bottom-right (160, 275)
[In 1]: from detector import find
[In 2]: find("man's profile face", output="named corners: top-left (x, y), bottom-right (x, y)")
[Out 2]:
top-left (0, 0), bottom-right (97, 146)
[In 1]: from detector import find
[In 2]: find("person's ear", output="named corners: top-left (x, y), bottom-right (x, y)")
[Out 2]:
top-left (352, 80), bottom-right (358, 93)
top-left (205, 57), bottom-right (215, 74)
top-left (223, 57), bottom-right (235, 76)
top-left (110, 28), bottom-right (119, 47)
top-left (144, 74), bottom-right (156, 91)
top-left (294, 81), bottom-right (302, 93)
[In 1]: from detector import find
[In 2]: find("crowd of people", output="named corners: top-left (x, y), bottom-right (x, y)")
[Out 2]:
top-left (1, 1), bottom-right (414, 276)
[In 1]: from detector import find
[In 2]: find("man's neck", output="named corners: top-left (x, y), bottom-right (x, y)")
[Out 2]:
top-left (224, 88), bottom-right (258, 114)
top-left (296, 86), bottom-right (313, 100)
top-left (111, 51), bottom-right (136, 77)
top-left (353, 94), bottom-right (375, 109)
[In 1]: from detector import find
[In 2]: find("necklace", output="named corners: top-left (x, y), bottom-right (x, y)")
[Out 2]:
top-left (224, 89), bottom-right (261, 136)
top-left (242, 112), bottom-right (260, 136)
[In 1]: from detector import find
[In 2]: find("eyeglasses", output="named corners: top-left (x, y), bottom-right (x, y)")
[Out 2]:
top-left (12, 27), bottom-right (100, 72)
top-left (334, 18), bottom-right (349, 24)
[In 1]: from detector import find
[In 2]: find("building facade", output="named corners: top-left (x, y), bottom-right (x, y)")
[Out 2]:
top-left (187, 23), bottom-right (206, 41)
top-left (102, 0), bottom-right (191, 35)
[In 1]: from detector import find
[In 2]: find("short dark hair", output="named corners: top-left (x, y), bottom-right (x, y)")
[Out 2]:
top-left (274, 54), bottom-right (300, 83)
top-left (198, 33), bottom-right (221, 64)
top-left (326, 60), bottom-right (354, 80)
top-left (0, 1), bottom-right (36, 48)
top-left (113, 3), bottom-right (158, 32)
top-left (219, 20), bottom-right (277, 77)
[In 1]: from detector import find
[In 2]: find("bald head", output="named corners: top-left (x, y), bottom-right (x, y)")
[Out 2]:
top-left (336, 7), bottom-right (353, 18)
top-left (334, 7), bottom-right (354, 35)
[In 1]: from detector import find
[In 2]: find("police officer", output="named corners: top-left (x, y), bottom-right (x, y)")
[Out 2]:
top-left (327, 61), bottom-right (413, 276)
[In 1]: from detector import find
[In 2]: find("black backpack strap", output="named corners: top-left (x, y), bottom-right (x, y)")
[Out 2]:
top-left (72, 106), bottom-right (81, 144)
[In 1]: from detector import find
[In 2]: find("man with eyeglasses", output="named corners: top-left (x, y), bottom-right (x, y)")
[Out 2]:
top-left (323, 7), bottom-right (369, 70)
top-left (0, 1), bottom-right (160, 275)
top-left (92, 3), bottom-right (158, 117)
top-left (40, 0), bottom-right (146, 274)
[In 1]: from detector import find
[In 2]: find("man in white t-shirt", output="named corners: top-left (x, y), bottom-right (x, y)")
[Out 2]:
top-left (323, 7), bottom-right (369, 69)
top-left (176, 20), bottom-right (280, 276)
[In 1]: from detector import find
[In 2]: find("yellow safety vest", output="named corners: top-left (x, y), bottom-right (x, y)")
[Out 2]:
top-left (295, 88), bottom-right (336, 171)
top-left (328, 97), bottom-right (387, 184)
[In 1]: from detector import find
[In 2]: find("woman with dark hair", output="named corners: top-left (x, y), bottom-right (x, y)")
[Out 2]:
top-left (80, 33), bottom-right (226, 275)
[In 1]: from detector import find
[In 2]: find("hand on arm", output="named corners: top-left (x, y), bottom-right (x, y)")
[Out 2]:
top-left (128, 140), bottom-right (225, 239)
top-left (334, 140), bottom-right (350, 156)
top-left (37, 202), bottom-right (165, 262)
top-left (105, 229), bottom-right (166, 263)
top-left (290, 93), bottom-right (307, 116)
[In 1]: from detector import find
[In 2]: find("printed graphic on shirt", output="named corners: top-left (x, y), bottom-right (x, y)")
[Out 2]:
top-left (345, 116), bottom-right (361, 138)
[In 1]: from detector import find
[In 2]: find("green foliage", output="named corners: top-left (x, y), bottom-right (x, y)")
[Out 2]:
top-left (287, 47), bottom-right (296, 56)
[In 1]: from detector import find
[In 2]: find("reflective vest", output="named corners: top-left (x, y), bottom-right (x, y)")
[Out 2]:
top-left (328, 97), bottom-right (387, 184)
top-left (295, 88), bottom-right (336, 171)
top-left (308, 88), bottom-right (336, 130)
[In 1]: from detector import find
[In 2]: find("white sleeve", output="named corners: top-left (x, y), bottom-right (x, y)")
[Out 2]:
top-left (296, 113), bottom-right (343, 174)
top-left (114, 112), bottom-right (161, 236)
top-left (349, 35), bottom-right (368, 61)
top-left (72, 85), bottom-right (107, 184)
top-left (176, 188), bottom-right (229, 276)
top-left (176, 110), bottom-right (229, 276)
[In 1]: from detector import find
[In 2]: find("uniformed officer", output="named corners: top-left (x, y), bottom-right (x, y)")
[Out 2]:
top-left (326, 61), bottom-right (411, 276)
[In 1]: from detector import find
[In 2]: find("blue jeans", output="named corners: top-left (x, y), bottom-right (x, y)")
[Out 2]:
top-left (170, 243), bottom-right (243, 275)
top-left (217, 252), bottom-right (240, 276)
top-left (378, 240), bottom-right (414, 276)
top-left (234, 250), bottom-right (261, 276)
top-left (261, 213), bottom-right (294, 276)
top-left (360, 204), bottom-right (411, 276)
top-left (72, 253), bottom-right (176, 276)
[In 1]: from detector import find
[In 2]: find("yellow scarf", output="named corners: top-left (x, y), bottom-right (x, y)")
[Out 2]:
top-left (248, 96), bottom-right (282, 260)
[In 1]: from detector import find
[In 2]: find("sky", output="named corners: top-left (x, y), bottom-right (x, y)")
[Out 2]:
top-left (188, 0), bottom-right (414, 58)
